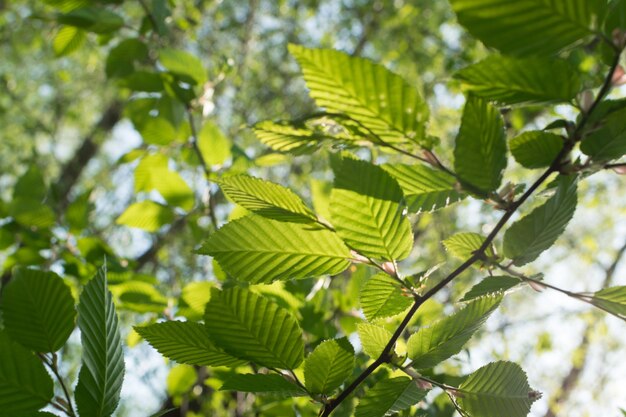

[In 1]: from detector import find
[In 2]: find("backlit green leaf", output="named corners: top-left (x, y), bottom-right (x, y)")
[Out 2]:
top-left (198, 121), bottom-right (232, 166)
top-left (116, 201), bottom-right (175, 232)
top-left (460, 276), bottom-right (521, 302)
top-left (358, 323), bottom-right (392, 359)
top-left (355, 376), bottom-right (428, 417)
top-left (589, 286), bottom-right (626, 320)
top-left (510, 131), bottom-right (564, 169)
top-left (581, 109), bottom-right (626, 162)
top-left (443, 232), bottom-right (494, 261)
top-left (135, 154), bottom-right (194, 211)
top-left (360, 273), bottom-right (413, 321)
top-left (166, 364), bottom-right (196, 397)
top-left (53, 26), bottom-right (86, 57)
top-left (304, 339), bottom-right (355, 395)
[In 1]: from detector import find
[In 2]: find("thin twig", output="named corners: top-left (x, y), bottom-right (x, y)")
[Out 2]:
top-left (38, 353), bottom-right (76, 417)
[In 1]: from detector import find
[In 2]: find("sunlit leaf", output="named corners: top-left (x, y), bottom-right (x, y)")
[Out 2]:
top-left (355, 376), bottom-right (428, 417)
top-left (510, 131), bottom-right (564, 169)
top-left (360, 273), bottom-right (413, 321)
top-left (304, 339), bottom-right (355, 395)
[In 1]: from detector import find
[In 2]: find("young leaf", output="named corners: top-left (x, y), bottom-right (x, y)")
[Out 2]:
top-left (204, 287), bottom-right (304, 370)
top-left (220, 374), bottom-right (306, 396)
top-left (159, 49), bottom-right (207, 86)
top-left (304, 339), bottom-right (355, 395)
top-left (510, 131), bottom-right (564, 169)
top-left (460, 276), bottom-right (521, 302)
top-left (110, 280), bottom-right (168, 313)
top-left (357, 323), bottom-right (393, 359)
top-left (589, 286), bottom-right (626, 320)
top-left (407, 295), bottom-right (502, 369)
top-left (0, 331), bottom-right (54, 414)
top-left (75, 267), bottom-right (125, 417)
top-left (331, 158), bottom-right (413, 261)
top-left (454, 95), bottom-right (507, 194)
top-left (383, 164), bottom-right (465, 213)
top-left (449, 0), bottom-right (603, 56)
top-left (138, 116), bottom-right (178, 145)
top-left (219, 175), bottom-right (317, 223)
top-left (166, 364), bottom-right (196, 397)
top-left (360, 273), bottom-right (413, 321)
top-left (455, 56), bottom-right (581, 105)
top-left (116, 201), bottom-right (175, 232)
top-left (580, 109), bottom-right (626, 162)
top-left (289, 45), bottom-right (430, 146)
top-left (135, 154), bottom-right (194, 211)
top-left (503, 176), bottom-right (577, 266)
top-left (178, 281), bottom-right (213, 320)
top-left (198, 215), bottom-right (350, 283)
top-left (457, 361), bottom-right (539, 417)
top-left (355, 376), bottom-right (428, 417)
top-left (253, 120), bottom-right (322, 154)
top-left (135, 321), bottom-right (245, 367)
top-left (1, 267), bottom-right (76, 352)
top-left (53, 26), bottom-right (86, 57)
top-left (443, 232), bottom-right (494, 261)
top-left (198, 121), bottom-right (232, 166)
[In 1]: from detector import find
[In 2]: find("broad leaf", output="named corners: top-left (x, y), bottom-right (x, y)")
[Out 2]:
top-left (138, 116), bottom-right (177, 145)
top-left (253, 120), bottom-right (322, 154)
top-left (355, 376), bottom-right (428, 417)
top-left (166, 364), bottom-right (196, 397)
top-left (449, 0), bottom-right (604, 56)
top-left (358, 323), bottom-right (393, 359)
top-left (198, 121), bottom-right (232, 166)
top-left (220, 374), bottom-right (306, 396)
top-left (503, 176), bottom-right (577, 266)
top-left (198, 215), bottom-right (350, 283)
top-left (75, 267), bottom-right (125, 417)
top-left (204, 287), bottom-right (304, 370)
top-left (589, 286), bottom-right (626, 320)
top-left (159, 49), bottom-right (206, 85)
top-left (135, 154), bottom-right (194, 211)
top-left (443, 232), bottom-right (495, 261)
top-left (331, 158), bottom-right (413, 260)
top-left (178, 281), bottom-right (213, 320)
top-left (383, 164), bottom-right (465, 213)
top-left (455, 55), bottom-right (581, 105)
top-left (581, 109), bottom-right (626, 162)
top-left (360, 273), bottom-right (413, 321)
top-left (53, 26), bottom-right (86, 57)
top-left (289, 44), bottom-right (430, 146)
top-left (57, 6), bottom-right (124, 33)
top-left (304, 339), bottom-right (355, 395)
top-left (0, 331), bottom-right (54, 414)
top-left (457, 361), bottom-right (539, 417)
top-left (407, 295), bottom-right (502, 369)
top-left (454, 95), bottom-right (507, 194)
top-left (461, 276), bottom-right (521, 302)
top-left (219, 175), bottom-right (317, 223)
top-left (1, 267), bottom-right (76, 352)
top-left (116, 200), bottom-right (175, 232)
top-left (135, 321), bottom-right (244, 367)
top-left (110, 280), bottom-right (168, 313)
top-left (510, 131), bottom-right (564, 169)
top-left (106, 38), bottom-right (148, 79)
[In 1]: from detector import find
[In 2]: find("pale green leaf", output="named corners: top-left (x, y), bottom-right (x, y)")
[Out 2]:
top-left (458, 361), bottom-right (539, 417)
top-left (289, 44), bottom-right (429, 146)
top-left (355, 376), bottom-right (428, 417)
top-left (57, 6), bottom-right (124, 33)
top-left (253, 120), bottom-right (322, 154)
top-left (166, 364), bottom-right (196, 397)
top-left (204, 287), bottom-right (304, 369)
top-left (0, 331), bottom-right (54, 414)
top-left (53, 26), bottom-right (86, 57)
top-left (135, 321), bottom-right (244, 367)
top-left (220, 374), bottom-right (306, 396)
top-left (198, 121), bottom-right (232, 166)
top-left (304, 339), bottom-right (355, 395)
top-left (360, 273), bottom-right (413, 321)
top-left (510, 131), bottom-right (564, 169)
top-left (116, 201), bottom-right (174, 232)
top-left (407, 295), bottom-right (501, 369)
top-left (503, 176), bottom-right (577, 266)
top-left (135, 154), bottom-right (194, 211)
top-left (178, 281), bottom-right (213, 320)
top-left (138, 117), bottom-right (177, 145)
top-left (454, 95), bottom-right (507, 194)
top-left (383, 164), bottom-right (465, 213)
top-left (331, 158), bottom-right (413, 260)
top-left (358, 323), bottom-right (392, 359)
top-left (589, 286), bottom-right (626, 320)
top-left (159, 49), bottom-right (206, 86)
top-left (75, 267), bottom-right (125, 417)
top-left (443, 232), bottom-right (494, 261)
top-left (0, 267), bottom-right (76, 352)
top-left (8, 197), bottom-right (56, 229)
top-left (110, 280), bottom-right (168, 313)
top-left (219, 175), bottom-right (316, 223)
top-left (198, 215), bottom-right (350, 283)
top-left (460, 276), bottom-right (521, 302)
top-left (581, 109), bottom-right (626, 162)
top-left (455, 55), bottom-right (581, 105)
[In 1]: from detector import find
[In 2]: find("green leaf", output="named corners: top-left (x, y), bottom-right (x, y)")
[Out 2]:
top-left (159, 49), bottom-right (206, 86)
top-left (454, 95), bottom-right (507, 194)
top-left (360, 273), bottom-right (413, 321)
top-left (503, 176), bottom-right (577, 266)
top-left (75, 267), bottom-right (125, 417)
top-left (407, 295), bottom-right (501, 369)
top-left (219, 175), bottom-right (317, 223)
top-left (138, 116), bottom-right (178, 145)
top-left (457, 361), bottom-right (539, 417)
top-left (581, 109), bottom-right (626, 162)
top-left (357, 323), bottom-right (392, 359)
top-left (289, 44), bottom-right (429, 146)
top-left (198, 215), bottom-right (350, 283)
top-left (116, 201), bottom-right (175, 232)
top-left (135, 154), bottom-right (194, 211)
top-left (0, 267), bottom-right (76, 352)
top-left (53, 25), bottom-right (86, 57)
top-left (589, 286), bottom-right (626, 320)
top-left (220, 374), bottom-right (306, 396)
top-left (105, 38), bottom-right (148, 78)
top-left (166, 364), bottom-right (196, 396)
top-left (304, 339), bottom-right (355, 395)
top-left (178, 281), bottom-right (213, 320)
top-left (449, 0), bottom-right (603, 56)
top-left (8, 197), bottom-right (56, 229)
top-left (136, 321), bottom-right (244, 367)
top-left (331, 158), bottom-right (413, 260)
top-left (355, 376), bottom-right (428, 417)
top-left (455, 55), bottom-right (581, 105)
top-left (383, 164), bottom-right (465, 213)
top-left (204, 287), bottom-right (304, 370)
top-left (510, 131), bottom-right (564, 169)
top-left (443, 232), bottom-right (494, 261)
top-left (198, 121), bottom-right (232, 166)
top-left (253, 120), bottom-right (321, 154)
top-left (0, 331), bottom-right (54, 414)
top-left (110, 281), bottom-right (168, 313)
top-left (460, 276), bottom-right (521, 302)
top-left (57, 6), bottom-right (124, 33)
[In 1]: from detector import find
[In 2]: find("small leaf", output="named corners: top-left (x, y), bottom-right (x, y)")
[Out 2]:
top-left (219, 175), bottom-right (317, 223)
top-left (166, 364), bottom-right (196, 397)
top-left (204, 287), bottom-right (304, 370)
top-left (135, 321), bottom-right (244, 367)
top-left (457, 361), bottom-right (539, 417)
top-left (331, 158), bottom-right (413, 260)
top-left (355, 376), bottom-right (428, 417)
top-left (75, 266), bottom-right (125, 417)
top-left (360, 273), bottom-right (413, 321)
top-left (589, 286), bottom-right (626, 320)
top-left (198, 121), bottom-right (232, 166)
top-left (159, 49), bottom-right (206, 86)
top-left (407, 295), bottom-right (502, 369)
top-left (53, 26), bottom-right (86, 57)
top-left (460, 276), bottom-right (521, 302)
top-left (135, 154), bottom-right (194, 211)
top-left (581, 109), bottom-right (626, 162)
top-left (503, 176), bottom-right (577, 266)
top-left (304, 339), bottom-right (355, 395)
top-left (220, 374), bottom-right (306, 396)
top-left (510, 131), bottom-right (564, 169)
top-left (138, 116), bottom-right (178, 145)
top-left (454, 95), bottom-right (507, 194)
top-left (105, 38), bottom-right (148, 78)
top-left (357, 323), bottom-right (392, 359)
top-left (443, 232), bottom-right (494, 261)
top-left (116, 201), bottom-right (174, 232)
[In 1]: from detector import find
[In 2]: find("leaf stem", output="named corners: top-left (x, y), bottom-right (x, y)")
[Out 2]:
top-left (39, 353), bottom-right (76, 417)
